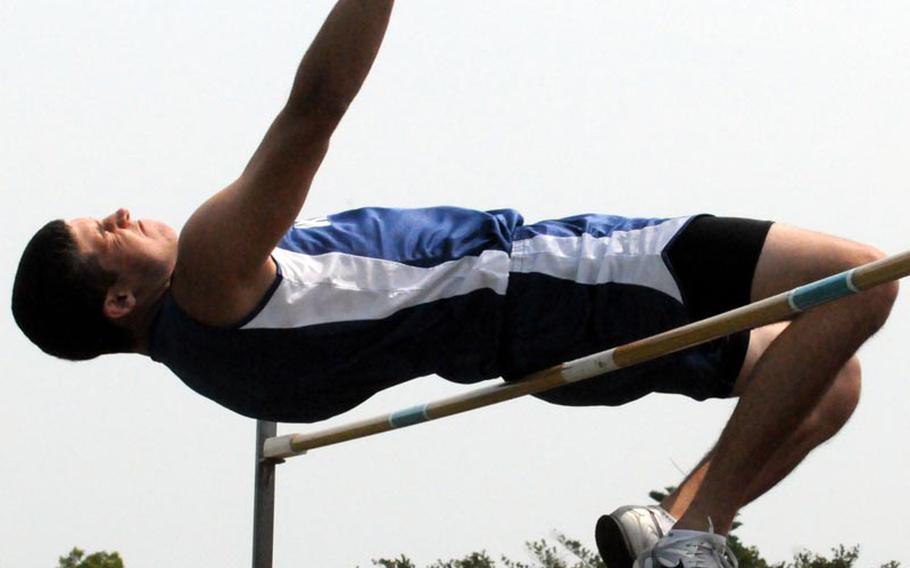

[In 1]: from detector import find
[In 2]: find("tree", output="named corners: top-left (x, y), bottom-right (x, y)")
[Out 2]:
top-left (373, 556), bottom-right (417, 568)
top-left (371, 533), bottom-right (605, 568)
top-left (372, 536), bottom-right (900, 568)
top-left (645, 487), bottom-right (899, 568)
top-left (500, 534), bottom-right (604, 568)
top-left (57, 548), bottom-right (124, 568)
top-left (369, 487), bottom-right (901, 568)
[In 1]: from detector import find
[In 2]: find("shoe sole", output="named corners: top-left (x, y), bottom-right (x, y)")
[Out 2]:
top-left (595, 514), bottom-right (636, 568)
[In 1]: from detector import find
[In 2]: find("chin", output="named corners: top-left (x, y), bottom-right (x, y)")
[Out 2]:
top-left (144, 219), bottom-right (177, 240)
top-left (162, 223), bottom-right (178, 241)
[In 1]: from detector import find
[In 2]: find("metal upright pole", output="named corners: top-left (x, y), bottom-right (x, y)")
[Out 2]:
top-left (252, 420), bottom-right (279, 568)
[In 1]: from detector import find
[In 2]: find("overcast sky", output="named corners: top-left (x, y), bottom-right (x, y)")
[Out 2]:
top-left (2, 2), bottom-right (910, 567)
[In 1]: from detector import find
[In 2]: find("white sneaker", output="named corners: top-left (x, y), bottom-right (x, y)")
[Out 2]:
top-left (595, 505), bottom-right (677, 568)
top-left (633, 529), bottom-right (738, 568)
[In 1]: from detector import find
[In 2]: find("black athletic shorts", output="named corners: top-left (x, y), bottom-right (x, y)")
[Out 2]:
top-left (501, 214), bottom-right (774, 406)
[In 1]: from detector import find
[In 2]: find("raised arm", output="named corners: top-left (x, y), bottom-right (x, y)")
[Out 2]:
top-left (282, 0), bottom-right (394, 127)
top-left (174, 1), bottom-right (393, 324)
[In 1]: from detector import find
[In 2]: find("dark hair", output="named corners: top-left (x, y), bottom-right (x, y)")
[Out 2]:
top-left (12, 220), bottom-right (134, 360)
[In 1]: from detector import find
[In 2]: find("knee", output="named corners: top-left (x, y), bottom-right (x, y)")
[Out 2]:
top-left (834, 356), bottom-right (862, 420)
top-left (814, 356), bottom-right (862, 436)
top-left (847, 245), bottom-right (899, 332)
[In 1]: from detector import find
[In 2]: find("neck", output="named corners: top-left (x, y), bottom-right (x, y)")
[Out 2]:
top-left (124, 286), bottom-right (170, 356)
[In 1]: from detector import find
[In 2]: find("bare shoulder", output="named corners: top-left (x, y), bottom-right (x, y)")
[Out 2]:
top-left (166, 116), bottom-right (330, 326)
top-left (171, 185), bottom-right (280, 327)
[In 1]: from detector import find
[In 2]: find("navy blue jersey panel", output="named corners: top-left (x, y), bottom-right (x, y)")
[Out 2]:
top-left (150, 290), bottom-right (505, 423)
top-left (501, 272), bottom-right (733, 406)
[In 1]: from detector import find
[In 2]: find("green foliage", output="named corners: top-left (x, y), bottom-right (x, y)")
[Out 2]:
top-left (373, 551), bottom-right (498, 568)
top-left (429, 551), bottom-right (498, 568)
top-left (645, 490), bottom-right (897, 568)
top-left (372, 556), bottom-right (417, 568)
top-left (372, 533), bottom-right (605, 568)
top-left (727, 534), bottom-right (773, 568)
top-left (57, 548), bottom-right (124, 568)
top-left (647, 486), bottom-right (675, 504)
top-left (783, 545), bottom-right (868, 568)
top-left (369, 484), bottom-right (902, 568)
top-left (719, 541), bottom-right (901, 568)
top-left (371, 536), bottom-right (900, 568)
top-left (500, 533), bottom-right (604, 568)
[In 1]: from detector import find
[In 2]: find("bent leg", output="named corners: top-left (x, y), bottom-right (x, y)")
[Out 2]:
top-left (672, 223), bottom-right (897, 533)
top-left (661, 324), bottom-right (862, 518)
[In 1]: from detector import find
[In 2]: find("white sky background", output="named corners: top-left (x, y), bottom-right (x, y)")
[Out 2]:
top-left (2, 1), bottom-right (909, 567)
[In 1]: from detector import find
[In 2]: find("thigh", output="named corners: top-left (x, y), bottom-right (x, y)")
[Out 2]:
top-left (732, 224), bottom-right (883, 396)
top-left (750, 223), bottom-right (883, 302)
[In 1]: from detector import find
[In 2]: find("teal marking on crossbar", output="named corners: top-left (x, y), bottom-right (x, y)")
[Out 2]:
top-left (789, 271), bottom-right (855, 311)
top-left (389, 405), bottom-right (430, 428)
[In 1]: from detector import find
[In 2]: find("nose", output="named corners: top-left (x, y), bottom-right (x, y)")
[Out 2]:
top-left (102, 208), bottom-right (132, 230)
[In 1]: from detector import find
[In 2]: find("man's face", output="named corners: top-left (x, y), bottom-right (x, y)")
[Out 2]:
top-left (68, 208), bottom-right (178, 295)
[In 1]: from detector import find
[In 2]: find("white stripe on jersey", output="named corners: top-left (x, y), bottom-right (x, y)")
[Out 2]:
top-left (509, 217), bottom-right (687, 302)
top-left (242, 247), bottom-right (511, 330)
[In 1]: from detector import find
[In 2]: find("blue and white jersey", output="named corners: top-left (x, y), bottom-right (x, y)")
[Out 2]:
top-left (149, 206), bottom-right (694, 422)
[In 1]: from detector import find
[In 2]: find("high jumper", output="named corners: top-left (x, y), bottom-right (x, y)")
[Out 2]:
top-left (11, 2), bottom-right (900, 567)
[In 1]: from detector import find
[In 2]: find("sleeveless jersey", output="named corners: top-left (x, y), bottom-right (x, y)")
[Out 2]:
top-left (149, 206), bottom-right (695, 422)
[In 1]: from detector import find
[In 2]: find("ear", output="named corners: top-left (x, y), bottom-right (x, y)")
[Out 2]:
top-left (103, 287), bottom-right (137, 320)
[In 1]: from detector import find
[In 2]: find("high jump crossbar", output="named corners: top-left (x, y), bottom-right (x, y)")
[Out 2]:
top-left (262, 249), bottom-right (910, 461)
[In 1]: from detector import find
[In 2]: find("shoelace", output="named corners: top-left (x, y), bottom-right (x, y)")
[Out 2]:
top-left (668, 538), bottom-right (738, 568)
top-left (700, 518), bottom-right (737, 568)
top-left (705, 539), bottom-right (738, 568)
top-left (657, 519), bottom-right (739, 568)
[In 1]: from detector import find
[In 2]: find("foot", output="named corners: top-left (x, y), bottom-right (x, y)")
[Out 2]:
top-left (595, 505), bottom-right (677, 568)
top-left (633, 529), bottom-right (738, 568)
